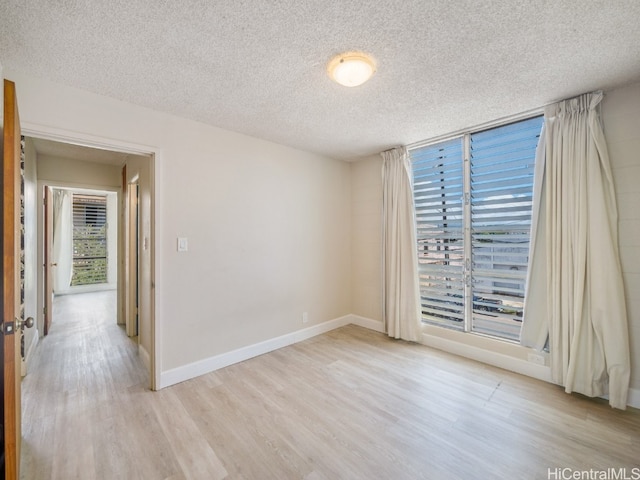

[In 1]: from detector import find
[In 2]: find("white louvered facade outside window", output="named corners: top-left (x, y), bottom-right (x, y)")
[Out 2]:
top-left (409, 116), bottom-right (543, 341)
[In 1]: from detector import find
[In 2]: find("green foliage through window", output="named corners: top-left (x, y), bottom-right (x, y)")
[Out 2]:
top-left (71, 194), bottom-right (108, 286)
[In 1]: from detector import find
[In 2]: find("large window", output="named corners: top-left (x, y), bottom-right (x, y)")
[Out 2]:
top-left (410, 116), bottom-right (543, 341)
top-left (71, 194), bottom-right (108, 286)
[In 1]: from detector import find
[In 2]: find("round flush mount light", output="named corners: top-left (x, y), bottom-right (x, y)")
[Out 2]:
top-left (327, 52), bottom-right (376, 87)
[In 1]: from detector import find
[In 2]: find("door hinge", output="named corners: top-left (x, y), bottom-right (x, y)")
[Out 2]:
top-left (2, 321), bottom-right (16, 335)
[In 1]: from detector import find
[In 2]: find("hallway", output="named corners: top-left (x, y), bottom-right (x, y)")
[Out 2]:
top-left (20, 291), bottom-right (151, 479)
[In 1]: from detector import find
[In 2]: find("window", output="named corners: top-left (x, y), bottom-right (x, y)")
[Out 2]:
top-left (410, 116), bottom-right (543, 341)
top-left (71, 194), bottom-right (108, 286)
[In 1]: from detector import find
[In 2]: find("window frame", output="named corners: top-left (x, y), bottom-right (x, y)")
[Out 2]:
top-left (71, 193), bottom-right (108, 286)
top-left (409, 113), bottom-right (543, 342)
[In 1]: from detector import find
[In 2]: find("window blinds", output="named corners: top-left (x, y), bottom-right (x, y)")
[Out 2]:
top-left (72, 194), bottom-right (108, 286)
top-left (410, 115), bottom-right (543, 341)
top-left (470, 117), bottom-right (542, 340)
top-left (412, 138), bottom-right (465, 329)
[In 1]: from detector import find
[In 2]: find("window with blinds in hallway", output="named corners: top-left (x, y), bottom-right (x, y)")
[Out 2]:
top-left (410, 115), bottom-right (543, 341)
top-left (72, 194), bottom-right (108, 286)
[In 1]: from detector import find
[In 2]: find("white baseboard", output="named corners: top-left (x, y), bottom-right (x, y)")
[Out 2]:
top-left (156, 313), bottom-right (640, 410)
top-left (349, 315), bottom-right (385, 333)
top-left (159, 315), bottom-right (353, 389)
top-left (139, 344), bottom-right (151, 371)
top-left (420, 330), bottom-right (640, 410)
top-left (421, 331), bottom-right (553, 383)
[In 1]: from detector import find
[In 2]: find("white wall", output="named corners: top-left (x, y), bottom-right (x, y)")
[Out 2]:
top-left (604, 80), bottom-right (640, 395)
top-left (350, 80), bottom-right (640, 406)
top-left (160, 132), bottom-right (352, 370)
top-left (351, 155), bottom-right (383, 324)
top-left (6, 69), bottom-right (352, 383)
top-left (37, 154), bottom-right (122, 188)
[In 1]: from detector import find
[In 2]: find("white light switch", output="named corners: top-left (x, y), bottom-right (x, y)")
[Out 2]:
top-left (177, 237), bottom-right (188, 252)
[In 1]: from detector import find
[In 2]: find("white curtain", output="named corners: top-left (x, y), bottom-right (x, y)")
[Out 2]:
top-left (521, 92), bottom-right (630, 409)
top-left (381, 147), bottom-right (421, 342)
top-left (52, 189), bottom-right (73, 293)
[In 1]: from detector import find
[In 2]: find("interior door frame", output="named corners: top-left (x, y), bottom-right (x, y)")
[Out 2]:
top-left (42, 183), bottom-right (119, 321)
top-left (24, 123), bottom-right (161, 391)
top-left (126, 180), bottom-right (140, 338)
top-left (43, 186), bottom-right (53, 335)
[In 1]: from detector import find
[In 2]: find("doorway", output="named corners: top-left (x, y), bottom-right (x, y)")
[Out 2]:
top-left (43, 186), bottom-right (119, 336)
top-left (24, 134), bottom-right (157, 389)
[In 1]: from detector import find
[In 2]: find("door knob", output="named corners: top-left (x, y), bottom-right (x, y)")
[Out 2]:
top-left (17, 317), bottom-right (35, 330)
top-left (50, 262), bottom-right (58, 267)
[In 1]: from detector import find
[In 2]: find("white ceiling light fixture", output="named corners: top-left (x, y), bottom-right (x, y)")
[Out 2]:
top-left (327, 52), bottom-right (376, 87)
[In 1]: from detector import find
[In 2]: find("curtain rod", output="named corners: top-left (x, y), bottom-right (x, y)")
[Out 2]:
top-left (381, 145), bottom-right (404, 154)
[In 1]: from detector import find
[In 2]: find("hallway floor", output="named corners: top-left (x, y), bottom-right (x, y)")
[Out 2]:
top-left (20, 290), bottom-right (153, 479)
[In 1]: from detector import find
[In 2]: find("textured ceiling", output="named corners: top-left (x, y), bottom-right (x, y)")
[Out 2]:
top-left (1, 1), bottom-right (639, 160)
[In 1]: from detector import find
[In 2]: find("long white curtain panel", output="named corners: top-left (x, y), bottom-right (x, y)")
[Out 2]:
top-left (381, 147), bottom-right (421, 342)
top-left (521, 92), bottom-right (630, 409)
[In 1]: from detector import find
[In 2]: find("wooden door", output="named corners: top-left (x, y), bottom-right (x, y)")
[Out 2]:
top-left (2, 79), bottom-right (23, 479)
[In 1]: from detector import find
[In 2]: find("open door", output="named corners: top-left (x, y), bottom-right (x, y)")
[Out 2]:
top-left (43, 186), bottom-right (53, 335)
top-left (1, 79), bottom-right (27, 479)
top-left (126, 183), bottom-right (139, 337)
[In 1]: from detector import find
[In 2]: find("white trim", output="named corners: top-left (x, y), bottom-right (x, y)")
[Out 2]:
top-left (55, 284), bottom-right (117, 295)
top-left (407, 107), bottom-right (544, 151)
top-left (421, 331), bottom-right (553, 383)
top-left (21, 122), bottom-right (158, 156)
top-left (151, 148), bottom-right (162, 391)
top-left (159, 315), bottom-right (352, 389)
top-left (349, 315), bottom-right (385, 333)
top-left (156, 312), bottom-right (640, 409)
top-left (420, 329), bottom-right (640, 409)
top-left (35, 180), bottom-right (120, 194)
top-left (139, 343), bottom-right (151, 371)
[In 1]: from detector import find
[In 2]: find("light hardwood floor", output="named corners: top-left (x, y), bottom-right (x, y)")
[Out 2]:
top-left (21, 291), bottom-right (640, 479)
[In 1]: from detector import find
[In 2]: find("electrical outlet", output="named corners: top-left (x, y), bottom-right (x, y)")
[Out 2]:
top-left (302, 312), bottom-right (308, 323)
top-left (527, 353), bottom-right (545, 366)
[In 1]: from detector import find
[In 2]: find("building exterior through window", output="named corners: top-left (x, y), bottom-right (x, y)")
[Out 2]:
top-left (409, 115), bottom-right (543, 341)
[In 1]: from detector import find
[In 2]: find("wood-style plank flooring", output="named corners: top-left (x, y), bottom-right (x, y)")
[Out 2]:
top-left (21, 291), bottom-right (640, 479)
